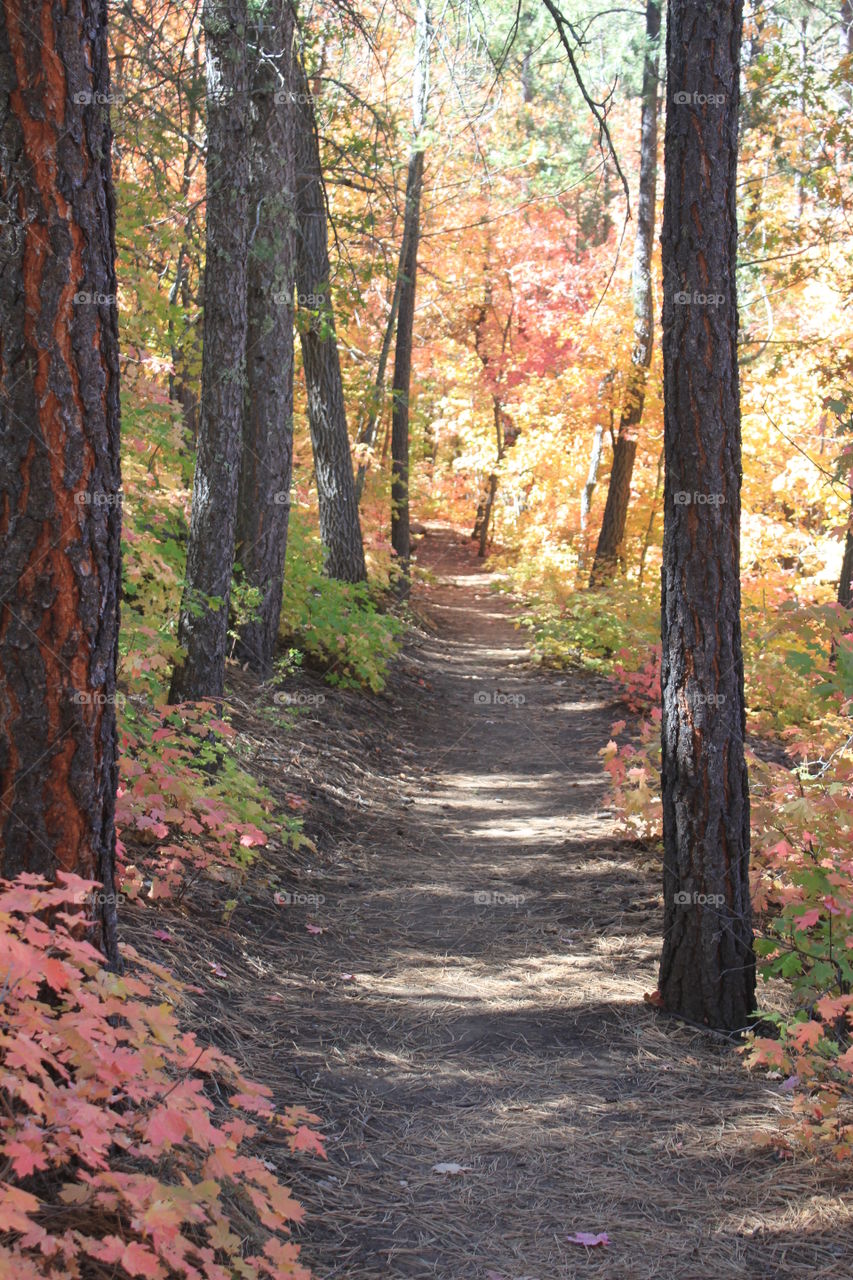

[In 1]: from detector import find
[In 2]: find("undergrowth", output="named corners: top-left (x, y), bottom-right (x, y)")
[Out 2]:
top-left (510, 556), bottom-right (853, 1158)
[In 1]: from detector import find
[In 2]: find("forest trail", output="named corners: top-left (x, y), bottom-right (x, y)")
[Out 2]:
top-left (155, 526), bottom-right (853, 1280)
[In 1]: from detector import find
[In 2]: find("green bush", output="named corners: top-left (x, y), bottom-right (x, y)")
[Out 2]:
top-left (521, 581), bottom-right (660, 673)
top-left (278, 511), bottom-right (403, 690)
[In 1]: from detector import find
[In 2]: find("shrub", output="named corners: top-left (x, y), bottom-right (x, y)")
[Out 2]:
top-left (0, 873), bottom-right (322, 1279)
top-left (278, 512), bottom-right (402, 691)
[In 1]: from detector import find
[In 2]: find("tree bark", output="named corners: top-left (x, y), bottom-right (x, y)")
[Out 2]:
top-left (293, 54), bottom-right (366, 583)
top-left (390, 150), bottom-right (425, 583)
top-left (579, 372), bottom-right (615, 573)
top-left (0, 0), bottom-right (122, 965)
top-left (477, 399), bottom-right (508, 558)
top-left (235, 0), bottom-right (297, 675)
top-left (168, 29), bottom-right (204, 446)
top-left (658, 0), bottom-right (755, 1031)
top-left (354, 267), bottom-right (405, 504)
top-left (170, 0), bottom-right (250, 703)
top-left (838, 502), bottom-right (853, 610)
top-left (590, 0), bottom-right (661, 586)
top-left (390, 0), bottom-right (432, 591)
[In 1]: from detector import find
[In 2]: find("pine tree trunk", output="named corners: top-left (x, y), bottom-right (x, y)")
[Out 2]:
top-left (0, 0), bottom-right (122, 965)
top-left (235, 0), bottom-right (297, 674)
top-left (293, 55), bottom-right (366, 583)
top-left (170, 0), bottom-right (250, 703)
top-left (390, 0), bottom-right (432, 591)
top-left (590, 0), bottom-right (661, 586)
top-left (390, 150), bottom-right (425, 584)
top-left (168, 30), bottom-right (204, 447)
top-left (658, 0), bottom-right (755, 1031)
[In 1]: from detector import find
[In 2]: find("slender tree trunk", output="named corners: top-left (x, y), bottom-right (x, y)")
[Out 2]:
top-left (637, 444), bottom-right (665, 589)
top-left (0, 1), bottom-right (122, 965)
top-left (293, 55), bottom-right (366, 583)
top-left (169, 251), bottom-right (201, 445)
top-left (390, 150), bottom-right (425, 583)
top-left (590, 0), bottom-right (661, 586)
top-left (354, 271), bottom-right (404, 504)
top-left (658, 0), bottom-right (755, 1031)
top-left (471, 494), bottom-right (488, 543)
top-left (390, 0), bottom-right (432, 591)
top-left (579, 423), bottom-right (605, 568)
top-left (477, 473), bottom-right (499, 558)
top-left (838, 500), bottom-right (853, 610)
top-left (235, 0), bottom-right (297, 674)
top-left (170, 0), bottom-right (250, 703)
top-left (168, 30), bottom-right (203, 445)
top-left (477, 398), bottom-right (506, 557)
top-left (579, 370), bottom-right (615, 574)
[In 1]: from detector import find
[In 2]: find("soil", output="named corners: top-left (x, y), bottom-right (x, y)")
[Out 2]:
top-left (124, 523), bottom-right (853, 1280)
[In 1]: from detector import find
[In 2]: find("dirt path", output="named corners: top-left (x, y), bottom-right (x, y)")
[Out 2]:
top-left (137, 525), bottom-right (853, 1278)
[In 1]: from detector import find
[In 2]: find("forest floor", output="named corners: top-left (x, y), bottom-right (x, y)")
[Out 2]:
top-left (127, 524), bottom-right (853, 1279)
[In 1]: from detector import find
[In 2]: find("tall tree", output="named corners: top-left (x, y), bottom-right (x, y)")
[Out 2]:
top-left (0, 0), bottom-right (122, 964)
top-left (293, 51), bottom-right (367, 583)
top-left (170, 0), bottom-right (250, 702)
top-left (235, 0), bottom-right (297, 674)
top-left (578, 372), bottom-right (614, 575)
top-left (390, 0), bottom-right (432, 590)
top-left (469, 265), bottom-right (517, 558)
top-left (590, 0), bottom-right (661, 585)
top-left (354, 271), bottom-right (404, 505)
top-left (657, 0), bottom-right (755, 1030)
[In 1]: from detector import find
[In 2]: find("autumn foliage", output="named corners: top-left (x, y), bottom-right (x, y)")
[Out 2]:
top-left (0, 875), bottom-right (322, 1279)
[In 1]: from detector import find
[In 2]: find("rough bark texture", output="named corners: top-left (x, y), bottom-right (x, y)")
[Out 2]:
top-left (170, 0), bottom-right (250, 702)
top-left (293, 55), bottom-right (366, 583)
top-left (390, 149), bottom-right (425, 583)
top-left (590, 0), bottom-right (660, 586)
top-left (390, 0), bottom-right (431, 590)
top-left (235, 0), bottom-right (296, 674)
top-left (0, 0), bottom-right (122, 964)
top-left (658, 0), bottom-right (755, 1031)
top-left (168, 30), bottom-right (203, 447)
